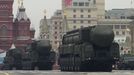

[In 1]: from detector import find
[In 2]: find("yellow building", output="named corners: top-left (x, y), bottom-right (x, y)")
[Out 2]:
top-left (62, 0), bottom-right (105, 31)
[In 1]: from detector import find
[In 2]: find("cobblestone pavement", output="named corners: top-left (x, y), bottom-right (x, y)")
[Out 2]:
top-left (0, 70), bottom-right (133, 75)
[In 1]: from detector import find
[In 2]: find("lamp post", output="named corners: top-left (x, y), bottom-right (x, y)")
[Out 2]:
top-left (128, 16), bottom-right (134, 54)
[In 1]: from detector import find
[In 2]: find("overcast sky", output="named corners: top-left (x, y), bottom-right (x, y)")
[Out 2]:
top-left (12, 0), bottom-right (133, 38)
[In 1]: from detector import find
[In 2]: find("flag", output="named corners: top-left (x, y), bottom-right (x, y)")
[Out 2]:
top-left (64, 0), bottom-right (72, 7)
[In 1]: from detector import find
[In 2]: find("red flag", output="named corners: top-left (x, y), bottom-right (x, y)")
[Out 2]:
top-left (64, 0), bottom-right (72, 7)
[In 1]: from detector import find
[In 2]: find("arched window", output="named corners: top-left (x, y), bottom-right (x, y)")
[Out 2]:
top-left (0, 25), bottom-right (8, 36)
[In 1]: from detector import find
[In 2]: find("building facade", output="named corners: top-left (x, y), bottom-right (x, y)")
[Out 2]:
top-left (99, 8), bottom-right (134, 54)
top-left (0, 0), bottom-right (35, 51)
top-left (50, 10), bottom-right (63, 51)
top-left (105, 9), bottom-right (134, 19)
top-left (39, 10), bottom-right (63, 51)
top-left (62, 0), bottom-right (105, 31)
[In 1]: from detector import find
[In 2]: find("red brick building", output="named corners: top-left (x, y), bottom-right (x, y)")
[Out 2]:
top-left (0, 0), bottom-right (35, 51)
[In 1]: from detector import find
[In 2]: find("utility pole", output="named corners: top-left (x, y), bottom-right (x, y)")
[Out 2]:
top-left (62, 11), bottom-right (68, 35)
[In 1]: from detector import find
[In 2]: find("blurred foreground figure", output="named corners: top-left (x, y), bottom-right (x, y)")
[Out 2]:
top-left (3, 40), bottom-right (56, 70)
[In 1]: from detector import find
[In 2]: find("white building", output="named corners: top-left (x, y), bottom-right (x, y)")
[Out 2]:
top-left (50, 10), bottom-right (63, 51)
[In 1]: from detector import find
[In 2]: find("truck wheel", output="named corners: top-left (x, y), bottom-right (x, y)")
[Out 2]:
top-left (105, 65), bottom-right (112, 72)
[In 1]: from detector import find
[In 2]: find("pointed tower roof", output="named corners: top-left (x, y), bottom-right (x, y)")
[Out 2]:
top-left (40, 10), bottom-right (49, 33)
top-left (10, 43), bottom-right (16, 49)
top-left (16, 1), bottom-right (29, 21)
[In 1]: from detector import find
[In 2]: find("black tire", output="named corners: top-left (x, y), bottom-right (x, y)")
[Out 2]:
top-left (105, 65), bottom-right (112, 72)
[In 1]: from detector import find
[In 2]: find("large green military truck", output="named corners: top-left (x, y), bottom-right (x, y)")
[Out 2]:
top-left (3, 40), bottom-right (56, 70)
top-left (3, 48), bottom-right (23, 70)
top-left (58, 25), bottom-right (120, 72)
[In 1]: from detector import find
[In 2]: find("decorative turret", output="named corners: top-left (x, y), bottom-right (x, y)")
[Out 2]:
top-left (39, 10), bottom-right (49, 40)
top-left (13, 0), bottom-right (34, 50)
top-left (16, 1), bottom-right (29, 21)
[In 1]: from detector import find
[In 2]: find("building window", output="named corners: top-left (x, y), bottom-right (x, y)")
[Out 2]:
top-left (85, 2), bottom-right (89, 6)
top-left (122, 39), bottom-right (124, 42)
top-left (73, 20), bottom-right (76, 23)
top-left (79, 2), bottom-right (84, 6)
top-left (73, 9), bottom-right (76, 12)
top-left (121, 16), bottom-right (125, 19)
top-left (0, 25), bottom-right (8, 36)
top-left (128, 51), bottom-right (131, 54)
top-left (105, 16), bottom-right (108, 19)
top-left (81, 20), bottom-right (84, 23)
top-left (116, 31), bottom-right (119, 35)
top-left (60, 27), bottom-right (62, 29)
top-left (55, 22), bottom-right (57, 25)
top-left (60, 35), bottom-right (62, 39)
top-left (60, 22), bottom-right (62, 25)
top-left (88, 9), bottom-right (91, 12)
top-left (114, 25), bottom-right (120, 29)
top-left (118, 40), bottom-right (120, 42)
top-left (107, 16), bottom-right (110, 19)
top-left (88, 20), bottom-right (91, 23)
top-left (55, 31), bottom-right (57, 34)
top-left (81, 15), bottom-right (84, 18)
top-left (121, 25), bottom-right (126, 29)
top-left (55, 36), bottom-right (57, 39)
top-left (122, 31), bottom-right (125, 35)
top-left (105, 16), bottom-right (110, 19)
top-left (88, 15), bottom-right (91, 18)
top-left (55, 41), bottom-right (57, 44)
top-left (73, 2), bottom-right (78, 6)
top-left (81, 26), bottom-right (84, 28)
top-left (73, 15), bottom-right (76, 18)
top-left (81, 9), bottom-right (84, 12)
top-left (73, 26), bottom-right (76, 29)
top-left (55, 27), bottom-right (57, 29)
